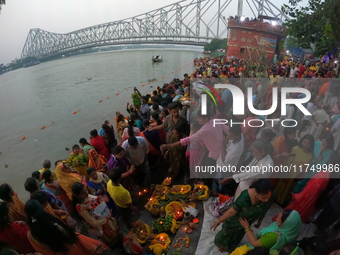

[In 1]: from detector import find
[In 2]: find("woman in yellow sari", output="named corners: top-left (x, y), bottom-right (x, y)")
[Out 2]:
top-left (55, 162), bottom-right (84, 200)
top-left (0, 184), bottom-right (26, 222)
top-left (275, 134), bottom-right (314, 205)
top-left (67, 144), bottom-right (88, 179)
top-left (87, 149), bottom-right (107, 173)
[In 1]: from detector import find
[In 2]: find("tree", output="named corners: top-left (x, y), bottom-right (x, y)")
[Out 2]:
top-left (282, 0), bottom-right (340, 56)
top-left (204, 38), bottom-right (227, 52)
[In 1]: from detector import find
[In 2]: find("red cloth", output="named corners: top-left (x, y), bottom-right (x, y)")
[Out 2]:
top-left (298, 65), bottom-right (305, 78)
top-left (0, 223), bottom-right (36, 254)
top-left (90, 136), bottom-right (110, 160)
top-left (272, 171), bottom-right (329, 223)
top-left (218, 194), bottom-right (231, 204)
top-left (28, 231), bottom-right (107, 255)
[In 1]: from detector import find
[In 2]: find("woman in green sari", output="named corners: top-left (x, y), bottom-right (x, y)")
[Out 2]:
top-left (212, 179), bottom-right (275, 253)
top-left (233, 210), bottom-right (302, 254)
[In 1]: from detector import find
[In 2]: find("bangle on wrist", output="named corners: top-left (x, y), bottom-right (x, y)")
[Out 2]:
top-left (245, 228), bottom-right (251, 232)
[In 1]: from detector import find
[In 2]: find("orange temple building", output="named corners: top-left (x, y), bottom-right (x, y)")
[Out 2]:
top-left (226, 15), bottom-right (286, 60)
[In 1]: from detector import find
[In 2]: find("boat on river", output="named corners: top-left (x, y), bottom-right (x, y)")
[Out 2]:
top-left (152, 55), bottom-right (162, 62)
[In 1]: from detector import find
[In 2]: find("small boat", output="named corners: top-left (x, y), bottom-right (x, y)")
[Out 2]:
top-left (152, 55), bottom-right (162, 62)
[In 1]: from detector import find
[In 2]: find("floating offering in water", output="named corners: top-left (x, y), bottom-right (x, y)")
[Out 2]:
top-left (106, 96), bottom-right (109, 99)
top-left (98, 100), bottom-right (103, 102)
top-left (161, 76), bottom-right (165, 78)
top-left (51, 121), bottom-right (54, 123)
top-left (116, 93), bottom-right (119, 95)
top-left (40, 126), bottom-right (45, 130)
top-left (73, 111), bottom-right (77, 114)
top-left (78, 109), bottom-right (81, 111)
top-left (21, 136), bottom-right (26, 140)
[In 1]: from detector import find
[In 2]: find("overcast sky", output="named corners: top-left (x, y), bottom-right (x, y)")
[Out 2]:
top-left (0, 0), bottom-right (300, 64)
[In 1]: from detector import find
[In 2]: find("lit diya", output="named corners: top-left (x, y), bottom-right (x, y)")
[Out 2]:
top-left (184, 227), bottom-right (192, 233)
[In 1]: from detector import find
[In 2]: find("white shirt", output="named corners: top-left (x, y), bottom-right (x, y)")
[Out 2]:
top-left (216, 135), bottom-right (245, 178)
top-left (122, 137), bottom-right (149, 165)
top-left (233, 153), bottom-right (273, 191)
top-left (303, 102), bottom-right (317, 121)
top-left (289, 67), bottom-right (298, 78)
top-left (332, 118), bottom-right (340, 151)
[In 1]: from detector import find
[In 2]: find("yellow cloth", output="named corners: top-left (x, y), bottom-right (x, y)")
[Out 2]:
top-left (7, 193), bottom-right (26, 223)
top-left (230, 244), bottom-right (251, 255)
top-left (107, 182), bottom-right (131, 208)
top-left (38, 167), bottom-right (49, 175)
top-left (55, 163), bottom-right (82, 200)
top-left (275, 146), bottom-right (313, 204)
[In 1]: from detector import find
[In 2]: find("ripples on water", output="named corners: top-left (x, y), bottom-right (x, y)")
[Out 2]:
top-left (0, 49), bottom-right (202, 199)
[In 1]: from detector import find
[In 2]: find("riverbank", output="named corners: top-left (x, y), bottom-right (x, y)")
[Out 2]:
top-left (0, 49), bottom-right (200, 200)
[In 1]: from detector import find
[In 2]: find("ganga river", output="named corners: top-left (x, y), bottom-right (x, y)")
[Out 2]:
top-left (0, 48), bottom-right (202, 200)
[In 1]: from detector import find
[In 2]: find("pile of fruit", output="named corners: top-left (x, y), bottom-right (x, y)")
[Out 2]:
top-left (152, 215), bottom-right (174, 233)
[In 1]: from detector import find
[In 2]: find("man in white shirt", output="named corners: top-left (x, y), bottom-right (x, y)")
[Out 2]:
top-left (223, 139), bottom-right (274, 200)
top-left (215, 125), bottom-right (244, 193)
top-left (122, 136), bottom-right (149, 187)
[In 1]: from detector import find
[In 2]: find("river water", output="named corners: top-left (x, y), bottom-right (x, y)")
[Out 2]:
top-left (0, 49), bottom-right (202, 200)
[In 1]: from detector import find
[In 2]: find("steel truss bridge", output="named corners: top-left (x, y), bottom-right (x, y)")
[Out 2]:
top-left (21, 0), bottom-right (287, 59)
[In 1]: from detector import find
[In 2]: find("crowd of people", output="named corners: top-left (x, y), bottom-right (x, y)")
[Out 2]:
top-left (0, 55), bottom-right (340, 255)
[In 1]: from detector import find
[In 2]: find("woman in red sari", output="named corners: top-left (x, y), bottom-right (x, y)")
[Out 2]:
top-left (273, 171), bottom-right (329, 223)
top-left (263, 82), bottom-right (278, 110)
top-left (0, 202), bottom-right (36, 254)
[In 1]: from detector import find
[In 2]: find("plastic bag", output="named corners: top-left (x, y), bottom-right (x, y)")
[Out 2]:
top-left (210, 196), bottom-right (234, 218)
top-left (183, 205), bottom-right (199, 217)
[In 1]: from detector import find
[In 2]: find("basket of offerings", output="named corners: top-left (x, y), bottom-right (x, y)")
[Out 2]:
top-left (179, 96), bottom-right (195, 106)
top-left (190, 184), bottom-right (210, 201)
top-left (149, 233), bottom-right (171, 255)
top-left (171, 185), bottom-right (191, 195)
top-left (162, 177), bottom-right (172, 186)
top-left (145, 197), bottom-right (162, 216)
top-left (153, 185), bottom-right (171, 198)
top-left (165, 201), bottom-right (184, 220)
top-left (130, 220), bottom-right (151, 244)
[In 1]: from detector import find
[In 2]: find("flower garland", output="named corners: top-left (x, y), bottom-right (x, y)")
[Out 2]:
top-left (173, 237), bottom-right (190, 248)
